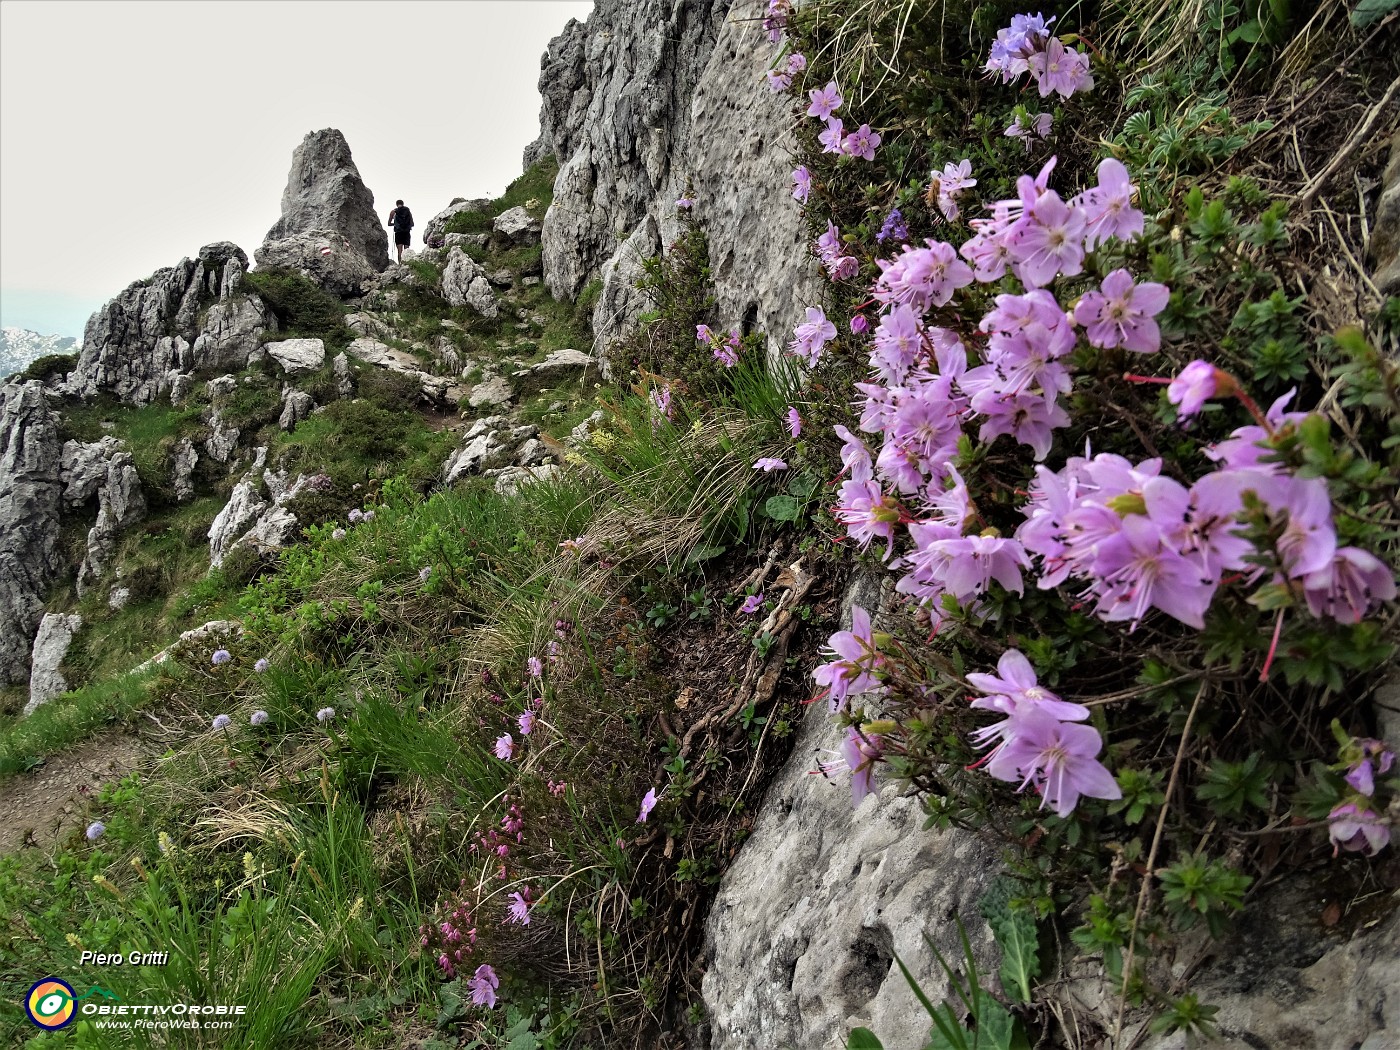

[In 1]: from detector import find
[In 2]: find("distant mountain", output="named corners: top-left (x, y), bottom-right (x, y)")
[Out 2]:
top-left (1, 326), bottom-right (79, 379)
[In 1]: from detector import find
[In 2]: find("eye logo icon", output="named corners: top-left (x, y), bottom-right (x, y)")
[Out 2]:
top-left (26, 978), bottom-right (77, 1029)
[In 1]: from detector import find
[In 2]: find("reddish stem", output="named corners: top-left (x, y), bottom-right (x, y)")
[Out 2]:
top-left (1259, 609), bottom-right (1286, 682)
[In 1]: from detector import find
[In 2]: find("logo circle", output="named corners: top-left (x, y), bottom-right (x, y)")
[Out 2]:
top-left (26, 978), bottom-right (77, 1030)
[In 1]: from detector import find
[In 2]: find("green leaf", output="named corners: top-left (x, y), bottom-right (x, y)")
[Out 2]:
top-left (765, 494), bottom-right (802, 522)
top-left (1350, 0), bottom-right (1400, 25)
top-left (847, 1029), bottom-right (885, 1050)
top-left (978, 879), bottom-right (1041, 1003)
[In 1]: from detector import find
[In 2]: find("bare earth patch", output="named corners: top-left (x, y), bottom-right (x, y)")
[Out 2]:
top-left (0, 731), bottom-right (143, 853)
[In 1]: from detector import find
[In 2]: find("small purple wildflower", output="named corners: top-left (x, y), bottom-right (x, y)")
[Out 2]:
top-left (638, 788), bottom-right (658, 823)
top-left (332, 528), bottom-right (346, 541)
top-left (527, 656), bottom-right (543, 679)
top-left (753, 457), bottom-right (789, 472)
top-left (469, 964), bottom-right (499, 1008)
top-left (316, 707), bottom-right (335, 723)
top-left (517, 709), bottom-right (535, 736)
top-left (495, 733), bottom-right (515, 761)
top-left (211, 649), bottom-right (231, 666)
top-left (212, 714), bottom-right (232, 731)
top-left (876, 208), bottom-right (909, 244)
top-left (86, 822), bottom-right (105, 841)
top-left (507, 890), bottom-right (532, 925)
top-left (806, 80), bottom-right (842, 119)
top-left (792, 165), bottom-right (812, 203)
top-left (254, 657), bottom-right (269, 673)
top-left (740, 593), bottom-right (764, 615)
top-left (787, 407), bottom-right (802, 437)
top-left (251, 710), bottom-right (269, 726)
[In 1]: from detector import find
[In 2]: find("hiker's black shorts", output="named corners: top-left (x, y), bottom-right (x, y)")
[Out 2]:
top-left (394, 229), bottom-right (411, 247)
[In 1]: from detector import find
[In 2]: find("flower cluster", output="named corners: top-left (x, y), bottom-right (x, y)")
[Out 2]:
top-left (1328, 731), bottom-right (1395, 856)
top-left (967, 650), bottom-right (1119, 816)
top-left (697, 324), bottom-right (741, 367)
top-left (986, 13), bottom-right (1094, 99)
top-left (930, 160), bottom-right (976, 222)
top-left (419, 882), bottom-right (478, 979)
top-left (766, 49), bottom-right (806, 92)
top-left (762, 0), bottom-right (791, 43)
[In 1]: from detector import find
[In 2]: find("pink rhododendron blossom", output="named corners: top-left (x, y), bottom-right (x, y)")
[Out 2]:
top-left (740, 593), bottom-right (763, 615)
top-left (1167, 360), bottom-right (1224, 418)
top-left (469, 964), bottom-right (500, 1008)
top-left (696, 324), bottom-right (714, 343)
top-left (787, 407), bottom-right (802, 437)
top-left (1073, 269), bottom-right (1169, 352)
top-left (1004, 111), bottom-right (1053, 150)
top-left (494, 734), bottom-right (514, 761)
top-left (872, 239), bottom-right (974, 312)
top-left (1075, 159), bottom-right (1144, 249)
top-left (818, 116), bottom-right (848, 155)
top-left (507, 890), bottom-right (532, 926)
top-left (806, 81), bottom-right (842, 119)
top-left (812, 605), bottom-right (884, 711)
top-left (517, 709), bottom-right (535, 735)
top-left (637, 788), bottom-right (658, 823)
top-left (1328, 802), bottom-right (1390, 856)
top-left (766, 68), bottom-right (792, 92)
top-left (989, 709), bottom-right (1120, 817)
top-left (754, 457), bottom-right (789, 472)
top-left (792, 165), bottom-right (812, 202)
top-left (833, 478), bottom-right (901, 557)
top-left (986, 12), bottom-right (1054, 82)
top-left (844, 124), bottom-right (881, 161)
top-left (1303, 546), bottom-right (1397, 624)
top-left (788, 306), bottom-right (838, 365)
top-left (840, 727), bottom-right (883, 806)
top-left (1008, 190), bottom-right (1085, 287)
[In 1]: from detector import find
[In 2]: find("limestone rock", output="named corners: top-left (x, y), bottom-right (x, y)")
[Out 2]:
top-left (68, 245), bottom-right (271, 405)
top-left (493, 206), bottom-right (542, 244)
top-left (169, 372), bottom-right (194, 404)
top-left (60, 437), bottom-right (121, 508)
top-left (207, 375), bottom-right (238, 398)
top-left (203, 411), bottom-right (240, 464)
top-left (0, 382), bottom-right (64, 685)
top-left (493, 463), bottom-right (561, 495)
top-left (702, 574), bottom-right (998, 1050)
top-left (208, 453), bottom-right (269, 568)
top-left (264, 338), bottom-right (325, 373)
top-left (423, 198), bottom-right (491, 247)
top-left (442, 416), bottom-right (540, 483)
top-left (171, 437), bottom-right (198, 502)
top-left (258, 128), bottom-right (388, 285)
top-left (487, 268), bottom-right (514, 288)
top-left (531, 0), bottom-right (817, 359)
top-left (76, 450), bottom-right (146, 596)
top-left (108, 586), bottom-right (130, 611)
top-left (443, 232), bottom-right (489, 251)
top-left (463, 276), bottom-right (499, 319)
top-left (531, 348), bottom-right (594, 379)
top-left (346, 312), bottom-right (391, 340)
top-left (254, 232), bottom-right (380, 298)
top-left (279, 390), bottom-right (315, 431)
top-left (23, 612), bottom-right (82, 715)
top-left (468, 374), bottom-right (514, 410)
top-left (333, 352), bottom-right (354, 398)
top-left (442, 248), bottom-right (483, 306)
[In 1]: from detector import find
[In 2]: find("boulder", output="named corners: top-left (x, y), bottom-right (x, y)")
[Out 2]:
top-left (171, 437), bottom-right (198, 502)
top-left (702, 574), bottom-right (998, 1050)
top-left (1369, 130), bottom-right (1400, 295)
top-left (254, 232), bottom-right (380, 298)
top-left (108, 585), bottom-right (130, 611)
top-left (0, 382), bottom-right (64, 685)
top-left (531, 348), bottom-right (594, 379)
top-left (75, 449), bottom-right (146, 597)
top-left (169, 372), bottom-right (194, 404)
top-left (493, 463), bottom-right (561, 495)
top-left (468, 374), bottom-right (514, 410)
top-left (23, 612), bottom-right (82, 715)
top-left (346, 311), bottom-right (391, 339)
top-left (463, 276), bottom-right (499, 319)
top-left (207, 375), bottom-right (238, 398)
top-left (258, 128), bottom-right (388, 283)
top-left (442, 248), bottom-right (484, 307)
top-left (60, 437), bottom-right (122, 508)
top-left (423, 198), bottom-right (491, 247)
top-left (493, 206), bottom-right (542, 244)
top-left (442, 416), bottom-right (539, 484)
top-left (443, 232), bottom-right (489, 251)
top-left (203, 411), bottom-right (240, 465)
top-left (188, 295), bottom-right (273, 371)
top-left (333, 352), bottom-right (354, 398)
top-left (279, 390), bottom-right (315, 431)
top-left (264, 337), bottom-right (326, 373)
top-left (208, 453), bottom-right (269, 568)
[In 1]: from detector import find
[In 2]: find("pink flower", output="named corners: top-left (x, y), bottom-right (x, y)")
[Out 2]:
top-left (1008, 190), bottom-right (1085, 287)
top-left (469, 964), bottom-right (499, 1008)
top-left (517, 710), bottom-right (535, 735)
top-left (787, 407), bottom-right (802, 437)
top-left (740, 593), bottom-right (763, 615)
top-left (1073, 269), bottom-right (1169, 353)
top-left (494, 734), bottom-right (515, 761)
top-left (840, 727), bottom-right (883, 807)
top-left (987, 709), bottom-right (1121, 818)
top-left (754, 457), bottom-right (789, 472)
top-left (787, 52), bottom-right (807, 73)
top-left (818, 116), bottom-right (847, 155)
top-left (765, 68), bottom-right (792, 92)
top-left (527, 656), bottom-right (543, 678)
top-left (1028, 37), bottom-right (1094, 98)
top-left (844, 124), bottom-right (881, 161)
top-left (1167, 361), bottom-right (1225, 419)
top-left (788, 306), bottom-right (837, 365)
top-left (806, 80), bottom-right (842, 119)
top-left (1075, 158), bottom-right (1144, 249)
top-left (1328, 802), bottom-right (1389, 856)
top-left (506, 890), bottom-right (531, 926)
top-left (812, 605), bottom-right (884, 711)
top-left (1302, 545), bottom-right (1394, 622)
top-left (792, 166), bottom-right (812, 203)
top-left (637, 788), bottom-right (658, 823)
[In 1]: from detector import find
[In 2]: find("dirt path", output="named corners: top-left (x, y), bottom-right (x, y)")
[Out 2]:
top-left (0, 731), bottom-right (143, 853)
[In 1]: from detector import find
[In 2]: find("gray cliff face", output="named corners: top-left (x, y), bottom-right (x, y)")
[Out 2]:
top-left (257, 128), bottom-right (389, 292)
top-left (69, 242), bottom-right (272, 406)
top-left (529, 0), bottom-right (819, 356)
top-left (0, 381), bottom-right (64, 686)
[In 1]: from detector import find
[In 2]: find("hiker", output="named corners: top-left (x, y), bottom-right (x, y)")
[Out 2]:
top-left (387, 200), bottom-right (414, 263)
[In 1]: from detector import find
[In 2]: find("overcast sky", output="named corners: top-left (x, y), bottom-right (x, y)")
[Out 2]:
top-left (0, 0), bottom-right (593, 339)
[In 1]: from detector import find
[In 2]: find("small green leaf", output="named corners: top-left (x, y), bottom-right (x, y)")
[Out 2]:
top-left (847, 1029), bottom-right (885, 1050)
top-left (1351, 0), bottom-right (1400, 26)
top-left (765, 494), bottom-right (802, 522)
top-left (978, 879), bottom-right (1041, 1003)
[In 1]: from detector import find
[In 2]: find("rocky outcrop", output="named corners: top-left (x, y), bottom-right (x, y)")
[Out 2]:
top-left (171, 437), bottom-right (198, 502)
top-left (23, 612), bottom-right (82, 715)
top-left (264, 338), bottom-right (325, 374)
top-left (702, 575), bottom-right (999, 1050)
top-left (442, 248), bottom-right (484, 307)
top-left (442, 416), bottom-right (544, 484)
top-left (256, 128), bottom-right (388, 294)
top-left (208, 451), bottom-right (318, 568)
top-left (492, 206), bottom-right (542, 244)
top-left (424, 198), bottom-right (490, 248)
top-left (0, 381), bottom-right (64, 685)
top-left (279, 389), bottom-right (315, 431)
top-left (76, 448), bottom-right (146, 596)
top-left (68, 242), bottom-right (273, 405)
top-left (528, 0), bottom-right (818, 357)
top-left (344, 338), bottom-right (467, 406)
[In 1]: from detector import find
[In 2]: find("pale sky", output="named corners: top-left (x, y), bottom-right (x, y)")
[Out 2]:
top-left (0, 0), bottom-right (593, 339)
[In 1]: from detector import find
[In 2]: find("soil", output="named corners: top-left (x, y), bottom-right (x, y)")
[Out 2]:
top-left (0, 731), bottom-right (144, 853)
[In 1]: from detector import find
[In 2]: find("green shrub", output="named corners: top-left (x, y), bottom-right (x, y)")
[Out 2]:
top-left (243, 269), bottom-right (350, 350)
top-left (17, 352), bottom-right (77, 383)
top-left (357, 368), bottom-right (422, 412)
